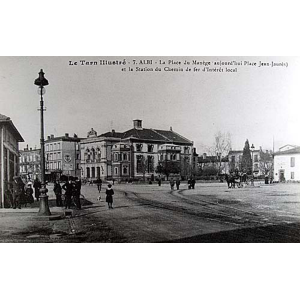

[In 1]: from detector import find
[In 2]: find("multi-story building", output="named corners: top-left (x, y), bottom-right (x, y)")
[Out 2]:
top-left (0, 114), bottom-right (24, 208)
top-left (19, 146), bottom-right (41, 181)
top-left (80, 120), bottom-right (194, 181)
top-left (273, 145), bottom-right (300, 182)
top-left (45, 133), bottom-right (81, 181)
top-left (228, 147), bottom-right (273, 177)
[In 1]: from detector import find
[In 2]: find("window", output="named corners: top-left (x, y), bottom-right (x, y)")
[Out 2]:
top-left (148, 144), bottom-right (154, 152)
top-left (86, 167), bottom-right (90, 178)
top-left (54, 143), bottom-right (56, 150)
top-left (291, 157), bottom-right (295, 167)
top-left (147, 156), bottom-right (154, 173)
top-left (254, 164), bottom-right (259, 171)
top-left (50, 153), bottom-right (53, 161)
top-left (114, 153), bottom-right (119, 162)
top-left (50, 144), bottom-right (53, 151)
top-left (91, 167), bottom-right (95, 178)
top-left (46, 145), bottom-right (49, 152)
top-left (136, 144), bottom-right (143, 152)
top-left (96, 167), bottom-right (100, 178)
top-left (123, 166), bottom-right (128, 175)
top-left (57, 143), bottom-right (61, 150)
top-left (115, 167), bottom-right (118, 175)
top-left (254, 154), bottom-right (258, 162)
top-left (231, 156), bottom-right (235, 163)
top-left (77, 163), bottom-right (80, 170)
top-left (136, 155), bottom-right (144, 173)
top-left (58, 161), bottom-right (61, 169)
top-left (291, 172), bottom-right (295, 179)
top-left (123, 153), bottom-right (128, 161)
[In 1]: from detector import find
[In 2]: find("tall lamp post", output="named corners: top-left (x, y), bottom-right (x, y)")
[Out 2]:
top-left (34, 69), bottom-right (51, 216)
top-left (251, 143), bottom-right (255, 176)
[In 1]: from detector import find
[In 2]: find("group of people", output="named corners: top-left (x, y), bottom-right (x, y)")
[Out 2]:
top-left (169, 177), bottom-right (196, 190)
top-left (53, 177), bottom-right (82, 209)
top-left (4, 176), bottom-right (43, 209)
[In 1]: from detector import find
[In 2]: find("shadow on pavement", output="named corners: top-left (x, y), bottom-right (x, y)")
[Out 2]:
top-left (167, 222), bottom-right (300, 243)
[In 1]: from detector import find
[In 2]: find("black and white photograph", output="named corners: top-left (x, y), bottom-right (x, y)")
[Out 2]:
top-left (1, 56), bottom-right (299, 243)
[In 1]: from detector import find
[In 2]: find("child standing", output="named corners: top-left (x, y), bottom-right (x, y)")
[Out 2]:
top-left (106, 184), bottom-right (114, 209)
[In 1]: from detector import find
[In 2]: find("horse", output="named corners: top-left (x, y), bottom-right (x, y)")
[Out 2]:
top-left (225, 174), bottom-right (238, 188)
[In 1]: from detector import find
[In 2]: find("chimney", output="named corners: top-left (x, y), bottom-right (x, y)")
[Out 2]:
top-left (65, 133), bottom-right (69, 137)
top-left (133, 119), bottom-right (142, 130)
top-left (112, 129), bottom-right (115, 136)
top-left (47, 136), bottom-right (50, 140)
top-left (26, 144), bottom-right (29, 150)
top-left (170, 126), bottom-right (173, 131)
top-left (74, 133), bottom-right (78, 138)
top-left (50, 134), bottom-right (54, 139)
top-left (203, 153), bottom-right (207, 159)
top-left (30, 147), bottom-right (32, 151)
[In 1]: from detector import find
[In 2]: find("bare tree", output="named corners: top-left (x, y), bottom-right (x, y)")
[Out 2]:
top-left (258, 150), bottom-right (273, 176)
top-left (212, 131), bottom-right (232, 174)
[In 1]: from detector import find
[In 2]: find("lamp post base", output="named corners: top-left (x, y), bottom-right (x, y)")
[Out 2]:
top-left (38, 185), bottom-right (51, 216)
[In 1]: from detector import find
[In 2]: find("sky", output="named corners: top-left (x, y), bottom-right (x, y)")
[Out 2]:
top-left (0, 56), bottom-right (299, 154)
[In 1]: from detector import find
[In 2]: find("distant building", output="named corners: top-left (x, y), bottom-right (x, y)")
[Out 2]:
top-left (273, 145), bottom-right (300, 182)
top-left (228, 147), bottom-right (273, 177)
top-left (0, 114), bottom-right (24, 208)
top-left (197, 153), bottom-right (229, 175)
top-left (19, 146), bottom-right (41, 181)
top-left (45, 133), bottom-right (81, 181)
top-left (80, 120), bottom-right (194, 181)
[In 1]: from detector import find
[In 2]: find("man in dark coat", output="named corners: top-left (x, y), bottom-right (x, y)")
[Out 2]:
top-left (12, 176), bottom-right (24, 209)
top-left (175, 178), bottom-right (181, 190)
top-left (33, 178), bottom-right (41, 201)
top-left (62, 179), bottom-right (74, 209)
top-left (53, 180), bottom-right (63, 207)
top-left (96, 178), bottom-right (102, 193)
top-left (73, 177), bottom-right (82, 209)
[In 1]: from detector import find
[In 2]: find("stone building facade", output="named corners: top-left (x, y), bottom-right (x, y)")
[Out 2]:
top-left (45, 133), bottom-right (81, 181)
top-left (0, 114), bottom-right (24, 208)
top-left (80, 120), bottom-right (194, 181)
top-left (19, 146), bottom-right (41, 181)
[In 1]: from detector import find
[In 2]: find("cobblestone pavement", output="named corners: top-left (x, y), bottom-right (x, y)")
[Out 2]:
top-left (1, 181), bottom-right (300, 242)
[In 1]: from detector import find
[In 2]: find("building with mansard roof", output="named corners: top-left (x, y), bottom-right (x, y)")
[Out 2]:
top-left (80, 119), bottom-right (195, 181)
top-left (0, 114), bottom-right (24, 208)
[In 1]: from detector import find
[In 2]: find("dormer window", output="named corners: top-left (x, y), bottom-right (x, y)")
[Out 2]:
top-left (148, 144), bottom-right (154, 152)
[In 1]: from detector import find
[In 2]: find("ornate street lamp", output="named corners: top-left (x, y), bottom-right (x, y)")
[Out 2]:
top-left (251, 143), bottom-right (255, 175)
top-left (34, 69), bottom-right (51, 216)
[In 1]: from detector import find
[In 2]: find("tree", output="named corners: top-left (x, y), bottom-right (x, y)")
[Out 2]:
top-left (206, 131), bottom-right (232, 174)
top-left (241, 139), bottom-right (252, 174)
top-left (155, 161), bottom-right (181, 180)
top-left (259, 150), bottom-right (273, 176)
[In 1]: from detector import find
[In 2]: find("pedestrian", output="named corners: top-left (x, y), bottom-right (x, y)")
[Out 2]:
top-left (62, 179), bottom-right (74, 209)
top-left (191, 178), bottom-right (196, 189)
top-left (158, 176), bottom-right (162, 187)
top-left (25, 183), bottom-right (34, 206)
top-left (175, 178), bottom-right (180, 190)
top-left (73, 177), bottom-right (82, 209)
top-left (188, 178), bottom-right (191, 189)
top-left (97, 178), bottom-right (102, 193)
top-left (12, 176), bottom-right (24, 209)
top-left (33, 177), bottom-right (41, 201)
top-left (53, 180), bottom-right (63, 207)
top-left (106, 184), bottom-right (114, 209)
top-left (170, 178), bottom-right (175, 190)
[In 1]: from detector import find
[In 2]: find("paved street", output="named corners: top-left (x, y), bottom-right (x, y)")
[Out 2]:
top-left (1, 181), bottom-right (300, 242)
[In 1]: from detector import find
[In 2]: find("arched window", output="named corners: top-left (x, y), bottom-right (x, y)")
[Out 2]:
top-left (123, 166), bottom-right (128, 175)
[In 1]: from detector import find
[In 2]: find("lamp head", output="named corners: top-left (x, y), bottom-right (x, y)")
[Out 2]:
top-left (34, 69), bottom-right (49, 87)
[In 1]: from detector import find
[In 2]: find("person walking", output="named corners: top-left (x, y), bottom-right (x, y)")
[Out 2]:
top-left (12, 176), bottom-right (24, 209)
top-left (105, 184), bottom-right (114, 209)
top-left (73, 177), bottom-right (82, 209)
top-left (175, 178), bottom-right (181, 190)
top-left (158, 176), bottom-right (162, 187)
top-left (97, 178), bottom-right (102, 193)
top-left (62, 179), bottom-right (74, 209)
top-left (169, 178), bottom-right (175, 190)
top-left (25, 183), bottom-right (34, 206)
top-left (191, 177), bottom-right (196, 189)
top-left (33, 178), bottom-right (41, 202)
top-left (53, 180), bottom-right (63, 207)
